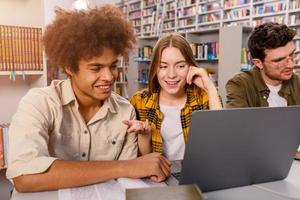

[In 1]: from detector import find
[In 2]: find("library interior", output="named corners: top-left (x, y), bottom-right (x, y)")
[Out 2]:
top-left (1, 0), bottom-right (300, 200)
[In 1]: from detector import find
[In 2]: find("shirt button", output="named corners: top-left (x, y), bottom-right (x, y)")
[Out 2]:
top-left (84, 130), bottom-right (88, 134)
top-left (82, 152), bottom-right (86, 157)
top-left (112, 140), bottom-right (116, 145)
top-left (263, 95), bottom-right (267, 99)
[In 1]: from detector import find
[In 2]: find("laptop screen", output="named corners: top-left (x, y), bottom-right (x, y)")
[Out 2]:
top-left (179, 106), bottom-right (300, 192)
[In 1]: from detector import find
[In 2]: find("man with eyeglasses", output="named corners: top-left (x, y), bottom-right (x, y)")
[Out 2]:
top-left (226, 22), bottom-right (300, 108)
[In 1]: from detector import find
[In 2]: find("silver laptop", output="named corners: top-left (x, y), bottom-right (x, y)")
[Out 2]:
top-left (167, 106), bottom-right (300, 192)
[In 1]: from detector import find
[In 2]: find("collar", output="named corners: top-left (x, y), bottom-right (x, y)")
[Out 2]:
top-left (60, 79), bottom-right (76, 106)
top-left (60, 79), bottom-right (117, 113)
top-left (252, 67), bottom-right (292, 96)
top-left (251, 67), bottom-right (269, 93)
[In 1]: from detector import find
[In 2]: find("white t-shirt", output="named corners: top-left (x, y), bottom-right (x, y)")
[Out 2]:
top-left (159, 103), bottom-right (185, 160)
top-left (266, 83), bottom-right (287, 107)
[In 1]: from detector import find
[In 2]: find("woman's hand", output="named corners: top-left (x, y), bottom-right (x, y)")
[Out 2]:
top-left (186, 66), bottom-right (222, 110)
top-left (123, 119), bottom-right (152, 155)
top-left (122, 119), bottom-right (151, 135)
top-left (186, 66), bottom-right (216, 92)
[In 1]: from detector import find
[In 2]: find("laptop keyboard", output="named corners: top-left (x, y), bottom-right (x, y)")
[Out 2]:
top-left (171, 172), bottom-right (181, 180)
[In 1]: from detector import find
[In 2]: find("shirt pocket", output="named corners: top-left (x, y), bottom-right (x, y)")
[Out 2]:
top-left (107, 136), bottom-right (125, 160)
top-left (93, 134), bottom-right (125, 160)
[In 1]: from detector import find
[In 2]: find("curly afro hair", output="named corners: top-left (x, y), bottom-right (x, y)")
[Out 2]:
top-left (43, 4), bottom-right (136, 72)
top-left (248, 22), bottom-right (296, 61)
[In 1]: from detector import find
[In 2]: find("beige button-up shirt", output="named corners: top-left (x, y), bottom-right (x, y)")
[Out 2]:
top-left (6, 79), bottom-right (137, 179)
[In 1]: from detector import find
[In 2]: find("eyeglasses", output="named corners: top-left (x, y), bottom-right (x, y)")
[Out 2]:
top-left (267, 53), bottom-right (298, 67)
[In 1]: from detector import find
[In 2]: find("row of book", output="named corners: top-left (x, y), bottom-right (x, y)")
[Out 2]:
top-left (129, 11), bottom-right (141, 19)
top-left (224, 0), bottom-right (249, 9)
top-left (177, 0), bottom-right (196, 8)
top-left (198, 13), bottom-right (220, 23)
top-left (190, 42), bottom-right (219, 60)
top-left (254, 3), bottom-right (286, 15)
top-left (241, 47), bottom-right (252, 71)
top-left (289, 14), bottom-right (300, 25)
top-left (166, 1), bottom-right (176, 10)
top-left (129, 2), bottom-right (140, 12)
top-left (289, 0), bottom-right (300, 10)
top-left (143, 7), bottom-right (156, 16)
top-left (198, 2), bottom-right (221, 13)
top-left (252, 15), bottom-right (285, 27)
top-left (224, 8), bottom-right (250, 20)
top-left (163, 21), bottom-right (175, 30)
top-left (138, 68), bottom-right (149, 85)
top-left (0, 25), bottom-right (43, 72)
top-left (224, 20), bottom-right (250, 27)
top-left (178, 18), bottom-right (196, 27)
top-left (117, 71), bottom-right (128, 83)
top-left (166, 12), bottom-right (176, 20)
top-left (0, 124), bottom-right (9, 170)
top-left (143, 0), bottom-right (156, 7)
top-left (138, 46), bottom-right (153, 60)
top-left (177, 7), bottom-right (197, 18)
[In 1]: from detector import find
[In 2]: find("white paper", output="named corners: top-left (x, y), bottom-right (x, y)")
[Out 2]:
top-left (58, 178), bottom-right (166, 200)
top-left (58, 180), bottom-right (124, 200)
top-left (95, 180), bottom-right (125, 200)
top-left (117, 177), bottom-right (166, 191)
top-left (58, 184), bottom-right (100, 200)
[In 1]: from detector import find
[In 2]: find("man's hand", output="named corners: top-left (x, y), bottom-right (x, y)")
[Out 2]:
top-left (124, 153), bottom-right (171, 182)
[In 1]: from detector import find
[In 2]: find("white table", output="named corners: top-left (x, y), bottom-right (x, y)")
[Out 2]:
top-left (11, 161), bottom-right (300, 200)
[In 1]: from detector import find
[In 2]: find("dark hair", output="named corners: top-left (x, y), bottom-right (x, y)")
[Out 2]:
top-left (43, 5), bottom-right (136, 72)
top-left (148, 33), bottom-right (197, 93)
top-left (248, 22), bottom-right (296, 61)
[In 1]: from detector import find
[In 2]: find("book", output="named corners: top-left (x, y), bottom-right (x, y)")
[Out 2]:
top-left (0, 124), bottom-right (9, 169)
top-left (126, 184), bottom-right (204, 200)
top-left (58, 178), bottom-right (167, 200)
top-left (0, 127), bottom-right (3, 170)
top-left (296, 146), bottom-right (300, 160)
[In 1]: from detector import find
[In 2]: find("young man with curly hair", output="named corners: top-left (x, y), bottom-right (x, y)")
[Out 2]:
top-left (6, 5), bottom-right (170, 192)
top-left (226, 22), bottom-right (300, 108)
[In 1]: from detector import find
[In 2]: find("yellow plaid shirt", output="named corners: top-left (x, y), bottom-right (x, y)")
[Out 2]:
top-left (130, 85), bottom-right (209, 154)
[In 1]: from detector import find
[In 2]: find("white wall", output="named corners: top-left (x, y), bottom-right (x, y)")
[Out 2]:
top-left (0, 0), bottom-right (44, 27)
top-left (43, 0), bottom-right (74, 26)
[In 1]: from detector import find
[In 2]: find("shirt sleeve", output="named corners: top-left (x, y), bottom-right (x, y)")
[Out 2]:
top-left (118, 106), bottom-right (138, 160)
top-left (6, 90), bottom-right (57, 179)
top-left (226, 76), bottom-right (250, 108)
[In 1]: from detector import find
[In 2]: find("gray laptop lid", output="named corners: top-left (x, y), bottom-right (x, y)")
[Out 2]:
top-left (179, 106), bottom-right (300, 192)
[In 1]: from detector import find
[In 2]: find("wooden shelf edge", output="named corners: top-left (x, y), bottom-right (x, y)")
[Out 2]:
top-left (0, 71), bottom-right (44, 75)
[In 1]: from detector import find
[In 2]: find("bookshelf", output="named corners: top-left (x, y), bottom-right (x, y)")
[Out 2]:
top-left (0, 0), bottom-right (46, 123)
top-left (114, 56), bottom-right (130, 99)
top-left (293, 35), bottom-right (300, 76)
top-left (0, 25), bottom-right (44, 73)
top-left (186, 28), bottom-right (220, 85)
top-left (119, 0), bottom-right (300, 33)
top-left (120, 0), bottom-right (300, 101)
top-left (218, 26), bottom-right (253, 103)
top-left (128, 36), bottom-right (156, 95)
